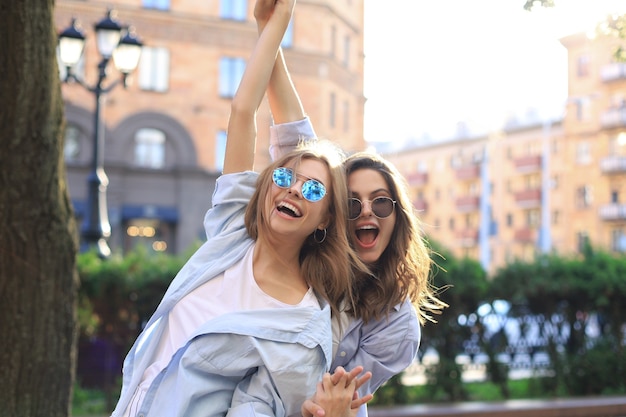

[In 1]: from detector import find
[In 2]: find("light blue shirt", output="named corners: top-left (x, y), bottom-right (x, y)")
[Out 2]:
top-left (112, 171), bottom-right (333, 417)
top-left (270, 118), bottom-right (422, 417)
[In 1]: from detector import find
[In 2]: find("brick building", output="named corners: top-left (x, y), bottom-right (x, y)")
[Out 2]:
top-left (55, 0), bottom-right (366, 254)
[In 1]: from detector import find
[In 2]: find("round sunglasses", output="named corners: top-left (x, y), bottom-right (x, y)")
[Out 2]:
top-left (348, 196), bottom-right (396, 220)
top-left (272, 167), bottom-right (326, 202)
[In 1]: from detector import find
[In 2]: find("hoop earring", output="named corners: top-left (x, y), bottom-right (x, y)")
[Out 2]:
top-left (314, 228), bottom-right (327, 244)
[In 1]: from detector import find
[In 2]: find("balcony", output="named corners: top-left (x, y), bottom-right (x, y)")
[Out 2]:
top-left (407, 172), bottom-right (428, 187)
top-left (514, 154), bottom-right (542, 173)
top-left (456, 228), bottom-right (479, 247)
top-left (413, 199), bottom-right (428, 212)
top-left (455, 165), bottom-right (480, 181)
top-left (600, 155), bottom-right (626, 174)
top-left (514, 227), bottom-right (537, 243)
top-left (514, 188), bottom-right (541, 208)
top-left (600, 107), bottom-right (626, 129)
top-left (456, 195), bottom-right (480, 212)
top-left (600, 62), bottom-right (626, 82)
top-left (599, 203), bottom-right (626, 221)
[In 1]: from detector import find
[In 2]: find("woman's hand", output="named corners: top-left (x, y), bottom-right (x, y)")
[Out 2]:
top-left (301, 366), bottom-right (373, 417)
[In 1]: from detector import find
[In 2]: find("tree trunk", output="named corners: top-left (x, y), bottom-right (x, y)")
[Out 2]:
top-left (0, 1), bottom-right (79, 416)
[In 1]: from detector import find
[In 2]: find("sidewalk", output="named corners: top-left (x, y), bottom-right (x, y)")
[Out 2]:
top-left (369, 396), bottom-right (626, 417)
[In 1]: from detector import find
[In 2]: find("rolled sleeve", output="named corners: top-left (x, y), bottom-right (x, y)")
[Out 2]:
top-left (269, 117), bottom-right (317, 161)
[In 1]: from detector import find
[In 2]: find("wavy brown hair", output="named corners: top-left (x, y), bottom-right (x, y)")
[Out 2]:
top-left (344, 152), bottom-right (447, 324)
top-left (245, 140), bottom-right (369, 318)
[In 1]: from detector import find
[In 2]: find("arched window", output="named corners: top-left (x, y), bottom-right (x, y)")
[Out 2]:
top-left (134, 128), bottom-right (165, 168)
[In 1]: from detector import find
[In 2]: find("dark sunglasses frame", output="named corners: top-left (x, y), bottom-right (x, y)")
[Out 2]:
top-left (348, 196), bottom-right (396, 220)
top-left (272, 167), bottom-right (326, 202)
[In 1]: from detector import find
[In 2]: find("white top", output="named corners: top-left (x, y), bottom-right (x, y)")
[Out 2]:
top-left (123, 243), bottom-right (319, 417)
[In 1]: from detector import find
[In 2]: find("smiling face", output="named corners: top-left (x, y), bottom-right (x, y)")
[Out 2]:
top-left (348, 168), bottom-right (396, 265)
top-left (267, 158), bottom-right (331, 243)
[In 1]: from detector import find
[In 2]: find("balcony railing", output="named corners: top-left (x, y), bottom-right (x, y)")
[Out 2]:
top-left (600, 155), bottom-right (626, 174)
top-left (413, 199), bottom-right (428, 212)
top-left (514, 188), bottom-right (542, 208)
top-left (599, 203), bottom-right (626, 221)
top-left (407, 172), bottom-right (429, 187)
top-left (455, 195), bottom-right (480, 212)
top-left (456, 228), bottom-right (479, 247)
top-left (600, 62), bottom-right (626, 82)
top-left (455, 165), bottom-right (480, 181)
top-left (514, 227), bottom-right (537, 243)
top-left (514, 154), bottom-right (542, 172)
top-left (600, 107), bottom-right (626, 129)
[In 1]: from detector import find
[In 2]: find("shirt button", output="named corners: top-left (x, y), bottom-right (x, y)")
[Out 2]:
top-left (340, 351), bottom-right (347, 357)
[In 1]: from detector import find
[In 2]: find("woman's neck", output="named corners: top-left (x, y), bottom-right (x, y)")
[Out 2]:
top-left (252, 241), bottom-right (309, 305)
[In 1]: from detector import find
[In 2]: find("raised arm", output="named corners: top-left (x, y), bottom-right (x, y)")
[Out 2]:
top-left (254, 0), bottom-right (317, 162)
top-left (222, 0), bottom-right (295, 174)
top-left (254, 0), bottom-right (305, 124)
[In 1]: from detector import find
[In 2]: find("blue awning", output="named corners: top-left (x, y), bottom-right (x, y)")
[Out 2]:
top-left (121, 204), bottom-right (179, 222)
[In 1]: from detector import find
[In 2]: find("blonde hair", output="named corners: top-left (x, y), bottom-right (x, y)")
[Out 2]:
top-left (245, 140), bottom-right (369, 317)
top-left (344, 152), bottom-right (447, 324)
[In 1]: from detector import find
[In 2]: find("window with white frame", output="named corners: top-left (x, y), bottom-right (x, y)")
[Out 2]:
top-left (134, 128), bottom-right (165, 168)
top-left (575, 140), bottom-right (591, 164)
top-left (138, 46), bottom-right (170, 93)
top-left (142, 0), bottom-right (169, 10)
top-left (215, 130), bottom-right (227, 172)
top-left (575, 185), bottom-right (592, 209)
top-left (343, 35), bottom-right (350, 67)
top-left (220, 0), bottom-right (247, 20)
top-left (612, 228), bottom-right (626, 252)
top-left (219, 57), bottom-right (246, 98)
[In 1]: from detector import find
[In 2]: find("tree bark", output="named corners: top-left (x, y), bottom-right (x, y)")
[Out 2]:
top-left (0, 0), bottom-right (79, 416)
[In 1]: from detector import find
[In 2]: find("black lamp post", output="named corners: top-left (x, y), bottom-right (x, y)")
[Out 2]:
top-left (58, 10), bottom-right (143, 258)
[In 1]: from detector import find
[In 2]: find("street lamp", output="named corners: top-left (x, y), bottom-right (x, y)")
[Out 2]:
top-left (58, 10), bottom-right (143, 258)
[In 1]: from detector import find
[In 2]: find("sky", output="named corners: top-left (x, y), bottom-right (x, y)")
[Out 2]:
top-left (362, 0), bottom-right (626, 145)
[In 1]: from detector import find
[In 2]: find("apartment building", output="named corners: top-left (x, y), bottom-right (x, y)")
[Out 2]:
top-left (55, 0), bottom-right (366, 254)
top-left (386, 28), bottom-right (626, 274)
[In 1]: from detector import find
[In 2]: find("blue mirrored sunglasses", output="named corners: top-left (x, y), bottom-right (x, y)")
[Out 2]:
top-left (272, 167), bottom-right (326, 202)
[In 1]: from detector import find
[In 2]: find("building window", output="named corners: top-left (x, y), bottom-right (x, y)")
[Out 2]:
top-left (215, 130), bottom-right (227, 172)
top-left (576, 185), bottom-right (592, 209)
top-left (449, 217), bottom-right (455, 230)
top-left (612, 229), bottom-right (626, 252)
top-left (139, 46), bottom-right (170, 93)
top-left (64, 123), bottom-right (82, 162)
top-left (527, 209), bottom-right (539, 227)
top-left (506, 213), bottom-right (513, 227)
top-left (220, 0), bottom-right (247, 20)
top-left (343, 35), bottom-right (350, 67)
top-left (142, 0), bottom-right (170, 10)
top-left (219, 57), bottom-right (245, 98)
top-left (577, 231), bottom-right (589, 253)
top-left (575, 141), bottom-right (591, 164)
top-left (552, 210), bottom-right (560, 225)
top-left (343, 100), bottom-right (349, 132)
top-left (611, 190), bottom-right (619, 203)
top-left (329, 92), bottom-right (336, 128)
top-left (577, 55), bottom-right (589, 77)
top-left (282, 19), bottom-right (294, 48)
top-left (330, 25), bottom-right (336, 57)
top-left (135, 128), bottom-right (165, 169)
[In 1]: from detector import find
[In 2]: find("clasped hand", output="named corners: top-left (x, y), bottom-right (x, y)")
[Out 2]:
top-left (301, 366), bottom-right (373, 417)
